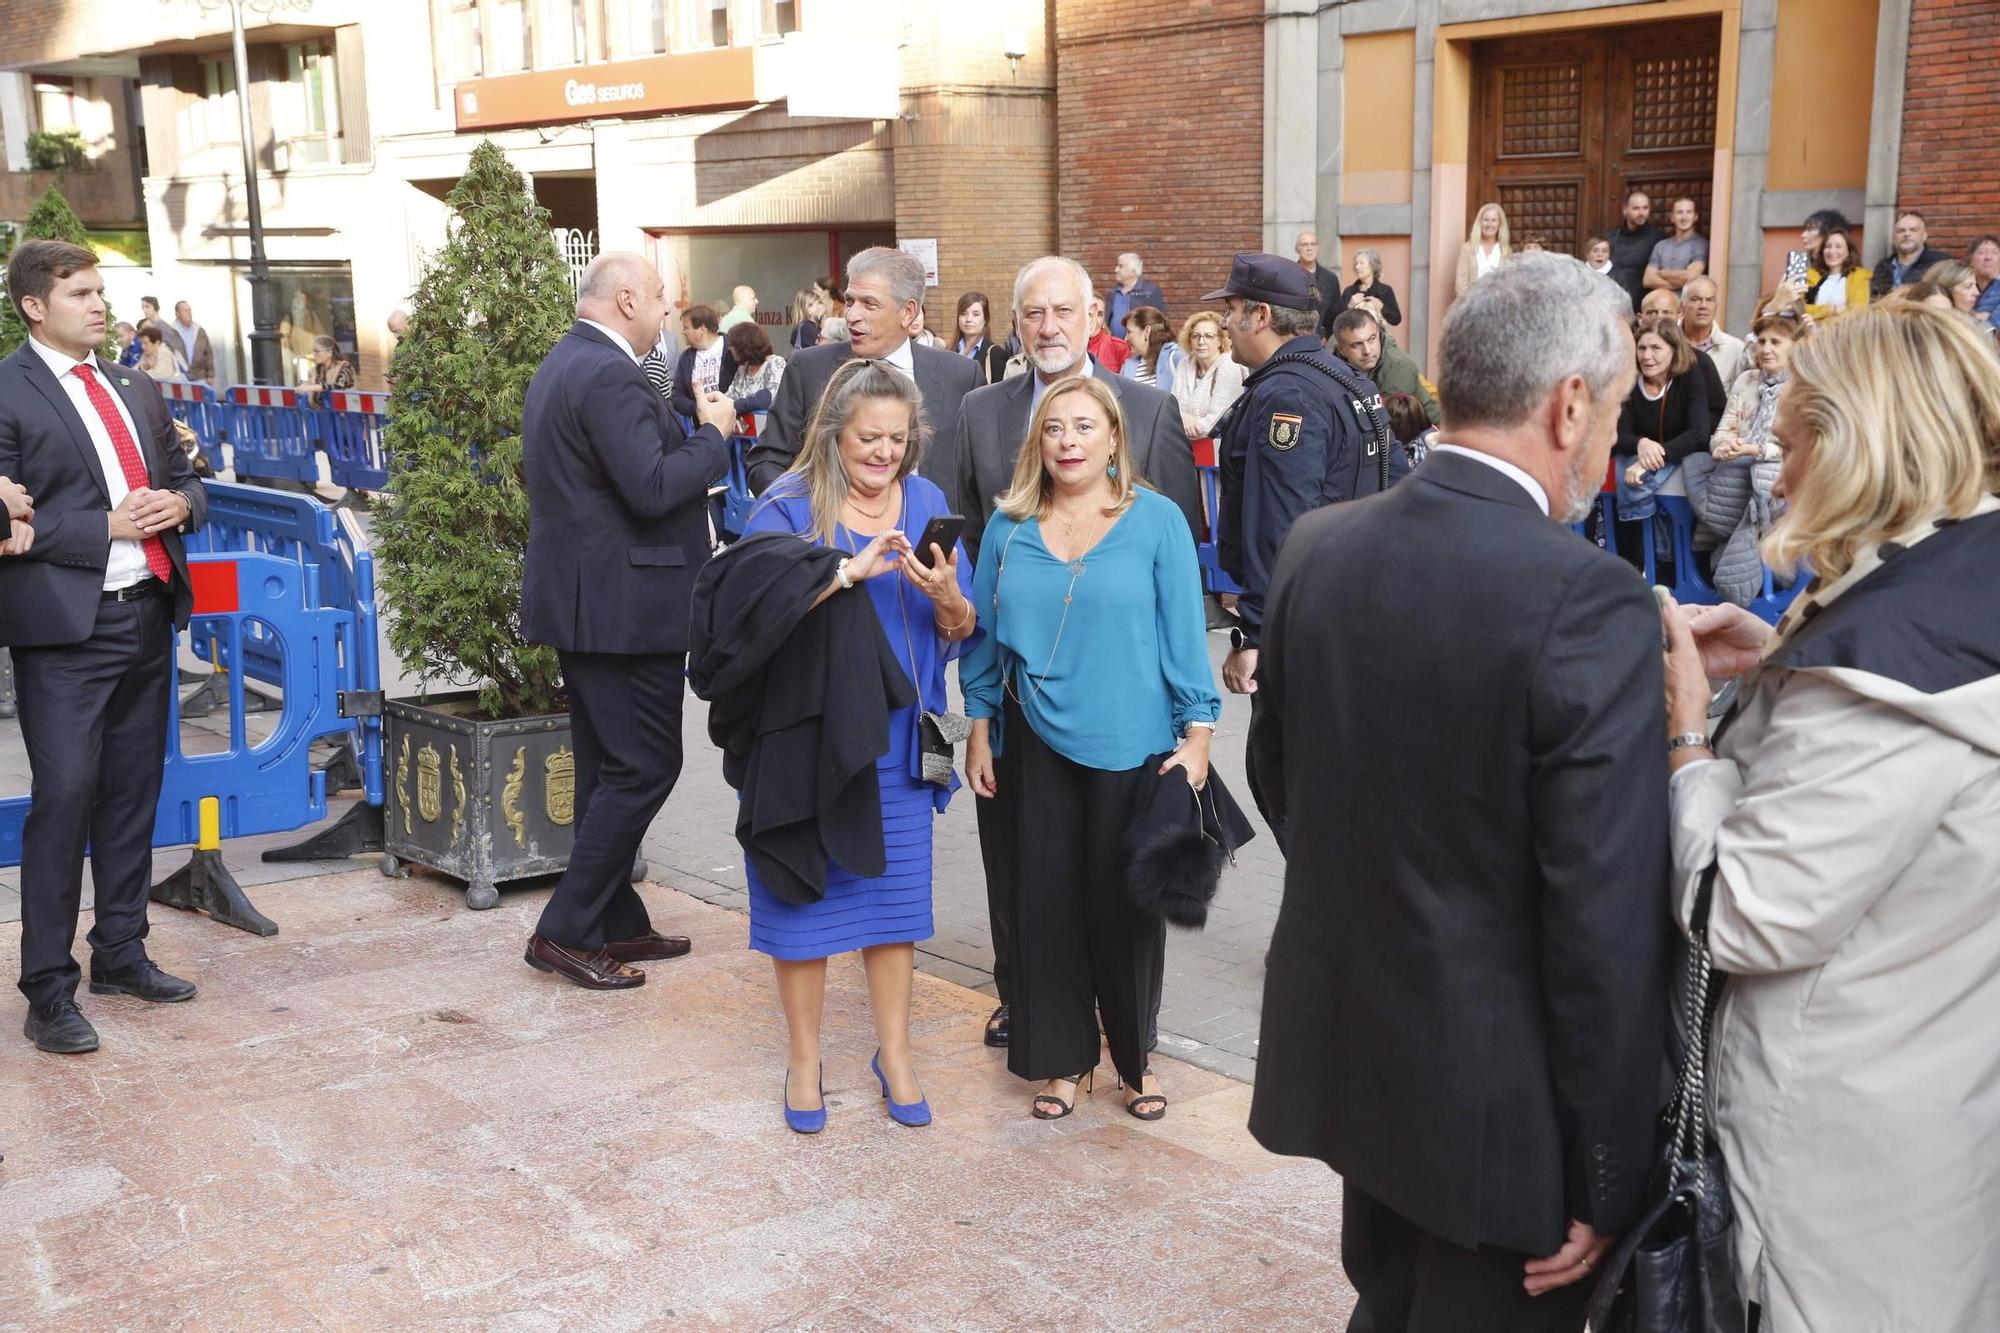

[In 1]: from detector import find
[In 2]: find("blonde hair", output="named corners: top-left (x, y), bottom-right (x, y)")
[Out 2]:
top-left (767, 358), bottom-right (928, 544)
top-left (1467, 202), bottom-right (1513, 255)
top-left (994, 375), bottom-right (1140, 522)
top-left (1177, 310), bottom-right (1231, 359)
top-left (1763, 303), bottom-right (2000, 582)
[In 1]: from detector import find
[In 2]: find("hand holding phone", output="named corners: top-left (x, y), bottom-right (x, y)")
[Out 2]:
top-left (911, 514), bottom-right (966, 571)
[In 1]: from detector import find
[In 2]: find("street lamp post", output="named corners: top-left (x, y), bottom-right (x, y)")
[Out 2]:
top-left (188, 0), bottom-right (313, 384)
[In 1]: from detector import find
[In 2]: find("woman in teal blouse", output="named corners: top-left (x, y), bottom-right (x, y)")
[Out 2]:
top-left (963, 375), bottom-right (1221, 1123)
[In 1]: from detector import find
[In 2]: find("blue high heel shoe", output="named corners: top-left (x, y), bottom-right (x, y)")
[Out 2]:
top-left (871, 1050), bottom-right (933, 1127)
top-left (784, 1066), bottom-right (826, 1135)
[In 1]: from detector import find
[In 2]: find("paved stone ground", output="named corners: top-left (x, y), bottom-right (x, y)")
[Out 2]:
top-left (0, 867), bottom-right (1353, 1330)
top-left (2, 628), bottom-right (1282, 1084)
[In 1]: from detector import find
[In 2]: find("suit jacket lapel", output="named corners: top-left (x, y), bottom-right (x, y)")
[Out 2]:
top-left (12, 344), bottom-right (113, 503)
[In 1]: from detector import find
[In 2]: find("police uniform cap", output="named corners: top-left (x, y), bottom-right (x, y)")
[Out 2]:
top-left (1202, 253), bottom-right (1315, 312)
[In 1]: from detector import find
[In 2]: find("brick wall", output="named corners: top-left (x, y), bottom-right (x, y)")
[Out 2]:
top-left (1054, 0), bottom-right (1263, 323)
top-left (1897, 0), bottom-right (2000, 253)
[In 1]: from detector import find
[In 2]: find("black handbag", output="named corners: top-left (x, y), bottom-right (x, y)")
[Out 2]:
top-left (1122, 760), bottom-right (1257, 929)
top-left (1587, 865), bottom-right (1747, 1333)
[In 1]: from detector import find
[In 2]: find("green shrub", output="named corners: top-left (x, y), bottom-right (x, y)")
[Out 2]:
top-left (372, 141), bottom-right (575, 720)
top-left (26, 128), bottom-right (89, 172)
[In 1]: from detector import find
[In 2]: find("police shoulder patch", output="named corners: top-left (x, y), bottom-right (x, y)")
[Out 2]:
top-left (1269, 412), bottom-right (1303, 450)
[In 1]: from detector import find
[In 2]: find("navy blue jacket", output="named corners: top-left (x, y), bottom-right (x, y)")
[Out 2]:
top-left (1106, 277), bottom-right (1168, 337)
top-left (1217, 335), bottom-right (1408, 645)
top-left (520, 322), bottom-right (729, 656)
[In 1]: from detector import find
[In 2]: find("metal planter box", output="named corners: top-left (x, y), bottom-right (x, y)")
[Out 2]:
top-left (382, 693), bottom-right (576, 910)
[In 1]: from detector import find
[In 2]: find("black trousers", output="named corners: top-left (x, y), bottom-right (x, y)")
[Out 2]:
top-left (974, 779), bottom-right (1017, 1006)
top-left (1002, 699), bottom-right (1163, 1089)
top-left (14, 595), bottom-right (174, 1009)
top-left (1245, 690), bottom-right (1289, 856)
top-left (534, 650), bottom-right (686, 952)
top-left (1342, 1186), bottom-right (1591, 1333)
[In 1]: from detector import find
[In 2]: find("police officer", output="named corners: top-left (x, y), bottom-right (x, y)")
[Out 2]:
top-left (1207, 252), bottom-right (1408, 849)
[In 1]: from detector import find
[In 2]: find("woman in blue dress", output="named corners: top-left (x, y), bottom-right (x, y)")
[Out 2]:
top-left (741, 358), bottom-right (979, 1133)
top-left (963, 375), bottom-right (1221, 1123)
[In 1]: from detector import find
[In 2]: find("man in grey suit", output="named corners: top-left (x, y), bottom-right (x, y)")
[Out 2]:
top-left (744, 247), bottom-right (979, 493)
top-left (954, 255), bottom-right (1201, 561)
top-left (951, 254), bottom-right (1203, 1050)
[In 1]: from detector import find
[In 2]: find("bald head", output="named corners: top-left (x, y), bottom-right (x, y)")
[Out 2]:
top-left (732, 284), bottom-right (757, 312)
top-left (1638, 286), bottom-right (1680, 329)
top-left (577, 252), bottom-right (668, 355)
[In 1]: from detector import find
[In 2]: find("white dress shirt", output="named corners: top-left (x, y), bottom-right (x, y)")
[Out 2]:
top-left (1029, 353), bottom-right (1096, 415)
top-left (26, 334), bottom-right (152, 589)
top-left (577, 318), bottom-right (641, 364)
top-left (1428, 443), bottom-right (1551, 515)
top-left (875, 336), bottom-right (916, 381)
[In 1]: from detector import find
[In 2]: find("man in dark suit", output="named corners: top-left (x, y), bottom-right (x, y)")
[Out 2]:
top-left (0, 240), bottom-right (209, 1054)
top-left (1248, 253), bottom-right (1672, 1332)
top-left (745, 247), bottom-right (979, 494)
top-left (519, 252), bottom-right (735, 990)
top-left (951, 254), bottom-right (1203, 1049)
top-left (1294, 230), bottom-right (1343, 340)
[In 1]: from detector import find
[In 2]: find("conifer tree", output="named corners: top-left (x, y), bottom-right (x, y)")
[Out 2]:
top-left (0, 185), bottom-right (115, 359)
top-left (373, 140), bottom-right (574, 719)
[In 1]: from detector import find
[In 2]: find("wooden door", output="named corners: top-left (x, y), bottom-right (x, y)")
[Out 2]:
top-left (1471, 19), bottom-right (1722, 258)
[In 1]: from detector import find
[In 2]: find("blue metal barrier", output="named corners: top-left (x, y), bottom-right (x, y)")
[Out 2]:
top-left (0, 550), bottom-right (373, 934)
top-left (222, 384), bottom-right (320, 485)
top-left (183, 484), bottom-right (384, 808)
top-left (158, 378), bottom-right (224, 463)
top-left (1583, 491), bottom-right (1803, 626)
top-left (1193, 441), bottom-right (1243, 595)
top-left (321, 389), bottom-right (392, 493)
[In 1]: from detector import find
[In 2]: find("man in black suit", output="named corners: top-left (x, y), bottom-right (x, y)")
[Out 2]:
top-left (745, 247), bottom-right (979, 493)
top-left (951, 254), bottom-right (1203, 1048)
top-left (1248, 253), bottom-right (1671, 1332)
top-left (519, 252), bottom-right (735, 990)
top-left (0, 240), bottom-right (209, 1054)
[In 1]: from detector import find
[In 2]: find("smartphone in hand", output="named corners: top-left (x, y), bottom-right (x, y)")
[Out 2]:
top-left (912, 514), bottom-right (966, 570)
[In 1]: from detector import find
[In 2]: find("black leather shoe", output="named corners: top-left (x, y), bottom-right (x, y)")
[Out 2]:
top-left (24, 1000), bottom-right (100, 1053)
top-left (89, 960), bottom-right (198, 1003)
top-left (984, 1003), bottom-right (1010, 1048)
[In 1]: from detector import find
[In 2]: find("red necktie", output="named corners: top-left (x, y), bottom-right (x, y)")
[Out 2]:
top-left (71, 362), bottom-right (173, 583)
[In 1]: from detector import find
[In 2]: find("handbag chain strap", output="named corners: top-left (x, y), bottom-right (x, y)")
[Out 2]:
top-left (1665, 863), bottom-right (1722, 1189)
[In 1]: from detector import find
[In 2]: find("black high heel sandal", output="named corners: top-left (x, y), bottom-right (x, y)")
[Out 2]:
top-left (1031, 1069), bottom-right (1095, 1120)
top-left (1119, 1071), bottom-right (1167, 1122)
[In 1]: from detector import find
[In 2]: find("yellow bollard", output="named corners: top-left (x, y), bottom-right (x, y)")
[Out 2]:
top-left (198, 796), bottom-right (221, 853)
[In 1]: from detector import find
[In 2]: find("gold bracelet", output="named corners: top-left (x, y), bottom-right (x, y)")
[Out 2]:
top-left (935, 599), bottom-right (974, 637)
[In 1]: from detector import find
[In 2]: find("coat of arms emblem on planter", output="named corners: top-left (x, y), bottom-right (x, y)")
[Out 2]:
top-left (417, 743), bottom-right (443, 823)
top-left (545, 747), bottom-right (575, 826)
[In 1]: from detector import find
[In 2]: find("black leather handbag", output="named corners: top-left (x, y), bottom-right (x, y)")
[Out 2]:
top-left (1588, 865), bottom-right (1747, 1333)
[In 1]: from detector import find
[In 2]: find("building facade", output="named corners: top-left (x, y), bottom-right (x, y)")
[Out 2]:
top-left (1059, 0), bottom-right (1997, 367)
top-left (1, 0), bottom-right (1055, 387)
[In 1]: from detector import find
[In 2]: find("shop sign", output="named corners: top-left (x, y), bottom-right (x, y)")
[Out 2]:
top-left (455, 47), bottom-right (759, 131)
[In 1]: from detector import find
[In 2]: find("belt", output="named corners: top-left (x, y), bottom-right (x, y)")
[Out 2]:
top-left (102, 578), bottom-right (168, 604)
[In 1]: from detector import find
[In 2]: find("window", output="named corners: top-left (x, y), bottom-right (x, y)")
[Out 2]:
top-left (272, 42), bottom-right (343, 167)
top-left (625, 0), bottom-right (667, 55)
top-left (446, 0), bottom-right (483, 80)
top-left (492, 0), bottom-right (532, 73)
top-left (198, 56), bottom-right (240, 148)
top-left (671, 0), bottom-right (729, 50)
top-left (759, 0), bottom-right (799, 38)
top-left (32, 75), bottom-right (80, 132)
top-left (705, 0), bottom-right (730, 48)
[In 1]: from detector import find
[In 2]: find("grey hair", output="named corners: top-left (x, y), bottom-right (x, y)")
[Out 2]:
top-left (819, 316), bottom-right (850, 342)
top-left (1354, 248), bottom-right (1383, 278)
top-left (777, 358), bottom-right (930, 544)
top-left (847, 246), bottom-right (926, 311)
top-left (1011, 255), bottom-right (1095, 318)
top-left (1438, 253), bottom-right (1632, 430)
top-left (576, 251), bottom-right (651, 305)
top-left (1266, 302), bottom-right (1319, 337)
top-left (1118, 252), bottom-right (1143, 275)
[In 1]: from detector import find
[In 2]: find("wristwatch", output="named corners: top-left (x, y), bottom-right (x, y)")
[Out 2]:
top-left (834, 558), bottom-right (854, 590)
top-left (1229, 627), bottom-right (1256, 652)
top-left (1667, 731), bottom-right (1713, 754)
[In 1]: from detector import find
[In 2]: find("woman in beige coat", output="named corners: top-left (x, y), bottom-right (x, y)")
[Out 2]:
top-left (1660, 301), bottom-right (2000, 1331)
